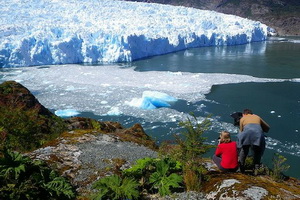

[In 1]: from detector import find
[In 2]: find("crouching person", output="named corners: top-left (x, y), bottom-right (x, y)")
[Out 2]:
top-left (212, 131), bottom-right (238, 172)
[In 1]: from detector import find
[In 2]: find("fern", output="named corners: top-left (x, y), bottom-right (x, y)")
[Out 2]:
top-left (92, 174), bottom-right (139, 200)
top-left (44, 177), bottom-right (75, 198)
top-left (0, 149), bottom-right (30, 180)
top-left (120, 177), bottom-right (140, 199)
top-left (123, 157), bottom-right (155, 176)
top-left (149, 159), bottom-right (183, 196)
top-left (0, 149), bottom-right (76, 200)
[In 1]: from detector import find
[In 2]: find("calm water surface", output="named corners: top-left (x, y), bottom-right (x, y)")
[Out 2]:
top-left (130, 37), bottom-right (300, 178)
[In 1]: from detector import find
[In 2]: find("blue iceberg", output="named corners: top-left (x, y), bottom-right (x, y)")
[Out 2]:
top-left (54, 109), bottom-right (80, 117)
top-left (128, 91), bottom-right (177, 110)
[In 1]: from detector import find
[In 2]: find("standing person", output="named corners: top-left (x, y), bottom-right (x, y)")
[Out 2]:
top-left (212, 131), bottom-right (238, 172)
top-left (238, 109), bottom-right (270, 174)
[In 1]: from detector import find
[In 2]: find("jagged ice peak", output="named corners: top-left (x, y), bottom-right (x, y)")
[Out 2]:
top-left (0, 0), bottom-right (269, 67)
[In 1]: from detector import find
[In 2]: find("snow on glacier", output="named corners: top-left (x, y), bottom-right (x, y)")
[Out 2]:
top-left (0, 0), bottom-right (269, 67)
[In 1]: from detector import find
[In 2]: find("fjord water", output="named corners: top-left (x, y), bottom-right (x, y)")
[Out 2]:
top-left (131, 37), bottom-right (300, 178)
top-left (0, 37), bottom-right (299, 178)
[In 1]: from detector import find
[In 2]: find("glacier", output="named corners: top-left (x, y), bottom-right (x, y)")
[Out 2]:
top-left (0, 0), bottom-right (269, 68)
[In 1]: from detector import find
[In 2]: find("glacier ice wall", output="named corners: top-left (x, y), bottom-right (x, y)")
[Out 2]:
top-left (0, 0), bottom-right (269, 67)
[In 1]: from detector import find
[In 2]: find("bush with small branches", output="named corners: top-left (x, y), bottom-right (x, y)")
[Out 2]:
top-left (269, 153), bottom-right (290, 182)
top-left (160, 113), bottom-right (213, 191)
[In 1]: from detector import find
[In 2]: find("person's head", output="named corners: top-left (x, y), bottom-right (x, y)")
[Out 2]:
top-left (243, 109), bottom-right (253, 115)
top-left (219, 131), bottom-right (231, 143)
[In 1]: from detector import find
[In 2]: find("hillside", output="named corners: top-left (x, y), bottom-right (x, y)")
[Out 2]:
top-left (1, 81), bottom-right (300, 199)
top-left (127, 0), bottom-right (300, 36)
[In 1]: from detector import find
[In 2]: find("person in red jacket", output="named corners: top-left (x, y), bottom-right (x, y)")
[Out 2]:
top-left (212, 131), bottom-right (238, 172)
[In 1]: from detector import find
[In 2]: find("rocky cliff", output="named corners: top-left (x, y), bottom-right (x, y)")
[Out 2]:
top-left (127, 0), bottom-right (300, 36)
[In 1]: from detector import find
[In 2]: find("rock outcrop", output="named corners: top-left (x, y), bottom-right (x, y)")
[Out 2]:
top-left (0, 80), bottom-right (53, 116)
top-left (27, 129), bottom-right (158, 195)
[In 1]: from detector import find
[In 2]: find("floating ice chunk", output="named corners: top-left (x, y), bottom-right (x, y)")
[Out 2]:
top-left (126, 91), bottom-right (177, 110)
top-left (143, 91), bottom-right (177, 102)
top-left (140, 97), bottom-right (163, 110)
top-left (278, 115), bottom-right (281, 118)
top-left (270, 110), bottom-right (275, 114)
top-left (107, 107), bottom-right (122, 116)
top-left (55, 109), bottom-right (80, 117)
top-left (100, 100), bottom-right (108, 104)
top-left (142, 91), bottom-right (177, 109)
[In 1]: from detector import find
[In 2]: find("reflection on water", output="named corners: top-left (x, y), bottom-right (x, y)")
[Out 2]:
top-left (132, 38), bottom-right (300, 79)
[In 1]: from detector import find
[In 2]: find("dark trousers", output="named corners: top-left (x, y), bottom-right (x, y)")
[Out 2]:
top-left (212, 155), bottom-right (238, 172)
top-left (239, 145), bottom-right (264, 168)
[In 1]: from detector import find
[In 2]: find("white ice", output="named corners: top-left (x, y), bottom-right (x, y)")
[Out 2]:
top-left (54, 109), bottom-right (80, 117)
top-left (0, 64), bottom-right (287, 122)
top-left (0, 0), bottom-right (269, 67)
top-left (1, 64), bottom-right (300, 157)
top-left (126, 91), bottom-right (177, 109)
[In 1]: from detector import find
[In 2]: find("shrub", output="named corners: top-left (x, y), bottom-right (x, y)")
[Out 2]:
top-left (269, 153), bottom-right (290, 182)
top-left (148, 158), bottom-right (183, 196)
top-left (91, 174), bottom-right (139, 200)
top-left (0, 104), bottom-right (66, 152)
top-left (0, 148), bottom-right (76, 200)
top-left (92, 157), bottom-right (183, 198)
top-left (159, 113), bottom-right (213, 191)
top-left (173, 113), bottom-right (212, 191)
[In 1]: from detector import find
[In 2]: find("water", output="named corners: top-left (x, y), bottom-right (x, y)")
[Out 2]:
top-left (1, 37), bottom-right (300, 178)
top-left (129, 37), bottom-right (300, 178)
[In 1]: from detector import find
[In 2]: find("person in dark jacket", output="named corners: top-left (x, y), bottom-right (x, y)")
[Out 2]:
top-left (213, 131), bottom-right (238, 172)
top-left (238, 109), bottom-right (270, 173)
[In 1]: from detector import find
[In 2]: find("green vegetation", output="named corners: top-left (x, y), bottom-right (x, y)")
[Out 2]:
top-left (0, 149), bottom-right (76, 200)
top-left (124, 157), bottom-right (183, 196)
top-left (0, 105), bottom-right (66, 152)
top-left (0, 81), bottom-right (66, 152)
top-left (92, 114), bottom-right (212, 198)
top-left (91, 174), bottom-right (139, 200)
top-left (268, 153), bottom-right (290, 182)
top-left (92, 157), bottom-right (183, 199)
top-left (1, 80), bottom-right (296, 198)
top-left (163, 113), bottom-right (213, 191)
top-left (91, 119), bottom-right (102, 131)
top-left (149, 158), bottom-right (183, 196)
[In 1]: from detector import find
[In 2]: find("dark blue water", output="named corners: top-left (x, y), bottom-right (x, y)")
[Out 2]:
top-left (128, 38), bottom-right (300, 178)
top-left (132, 38), bottom-right (300, 79)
